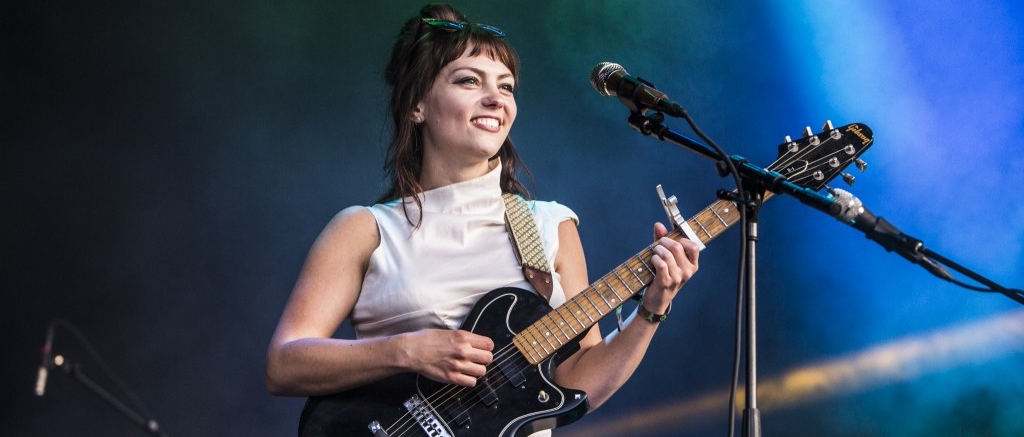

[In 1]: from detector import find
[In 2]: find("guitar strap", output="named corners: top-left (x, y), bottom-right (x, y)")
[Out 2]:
top-left (502, 193), bottom-right (554, 302)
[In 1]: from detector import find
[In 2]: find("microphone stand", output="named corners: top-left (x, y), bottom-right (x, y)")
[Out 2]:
top-left (919, 248), bottom-right (1024, 306)
top-left (49, 352), bottom-right (169, 437)
top-left (624, 109), bottom-right (1024, 437)
top-left (626, 111), bottom-right (844, 437)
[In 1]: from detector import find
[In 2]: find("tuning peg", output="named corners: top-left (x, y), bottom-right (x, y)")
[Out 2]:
top-left (783, 135), bottom-right (800, 152)
top-left (823, 120), bottom-right (842, 140)
top-left (842, 173), bottom-right (856, 185)
top-left (802, 126), bottom-right (821, 146)
top-left (855, 159), bottom-right (868, 172)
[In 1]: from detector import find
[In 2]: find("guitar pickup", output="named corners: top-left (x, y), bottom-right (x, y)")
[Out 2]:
top-left (475, 379), bottom-right (499, 407)
top-left (497, 356), bottom-right (526, 387)
top-left (444, 401), bottom-right (471, 428)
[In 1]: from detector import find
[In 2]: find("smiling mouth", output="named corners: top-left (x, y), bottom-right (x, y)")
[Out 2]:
top-left (472, 117), bottom-right (501, 129)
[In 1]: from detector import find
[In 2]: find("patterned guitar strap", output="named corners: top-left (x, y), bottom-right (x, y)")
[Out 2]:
top-left (502, 193), bottom-right (554, 302)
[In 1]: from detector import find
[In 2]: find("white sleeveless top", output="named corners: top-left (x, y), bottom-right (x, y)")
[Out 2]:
top-left (352, 163), bottom-right (578, 340)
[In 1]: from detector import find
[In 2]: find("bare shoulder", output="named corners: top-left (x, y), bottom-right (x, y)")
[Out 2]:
top-left (310, 205), bottom-right (381, 261)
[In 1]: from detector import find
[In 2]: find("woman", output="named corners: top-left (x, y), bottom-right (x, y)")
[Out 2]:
top-left (265, 4), bottom-right (700, 435)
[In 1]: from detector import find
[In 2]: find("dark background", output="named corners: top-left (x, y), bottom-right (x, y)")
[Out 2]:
top-left (5, 1), bottom-right (1023, 436)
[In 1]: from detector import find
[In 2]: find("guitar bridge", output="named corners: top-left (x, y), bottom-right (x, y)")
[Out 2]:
top-left (403, 394), bottom-right (454, 437)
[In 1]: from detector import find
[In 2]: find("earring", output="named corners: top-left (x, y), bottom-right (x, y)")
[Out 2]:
top-left (412, 116), bottom-right (423, 124)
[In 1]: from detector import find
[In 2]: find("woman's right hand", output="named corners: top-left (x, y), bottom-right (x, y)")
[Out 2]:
top-left (399, 329), bottom-right (494, 387)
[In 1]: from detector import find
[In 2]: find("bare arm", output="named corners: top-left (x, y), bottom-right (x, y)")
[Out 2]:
top-left (551, 221), bottom-right (699, 410)
top-left (265, 206), bottom-right (495, 396)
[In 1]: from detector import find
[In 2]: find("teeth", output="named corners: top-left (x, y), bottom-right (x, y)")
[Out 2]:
top-left (473, 118), bottom-right (499, 128)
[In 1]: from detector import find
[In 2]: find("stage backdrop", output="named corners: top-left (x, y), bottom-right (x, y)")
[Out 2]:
top-left (4, 0), bottom-right (1023, 436)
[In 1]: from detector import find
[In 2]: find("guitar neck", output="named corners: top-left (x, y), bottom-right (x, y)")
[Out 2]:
top-left (511, 120), bottom-right (874, 364)
top-left (513, 195), bottom-right (754, 365)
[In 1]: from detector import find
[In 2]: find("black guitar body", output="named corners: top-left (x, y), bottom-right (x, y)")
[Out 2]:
top-left (298, 287), bottom-right (591, 437)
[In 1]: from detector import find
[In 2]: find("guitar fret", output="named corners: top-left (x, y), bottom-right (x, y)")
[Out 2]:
top-left (606, 272), bottom-right (629, 302)
top-left (611, 270), bottom-right (633, 296)
top-left (710, 205), bottom-right (729, 226)
top-left (573, 298), bottom-right (596, 323)
top-left (525, 326), bottom-right (553, 355)
top-left (553, 309), bottom-right (579, 336)
top-left (552, 309), bottom-right (577, 337)
top-left (693, 219), bottom-right (712, 239)
top-left (593, 278), bottom-right (614, 307)
top-left (565, 300), bottom-right (586, 326)
top-left (537, 321), bottom-right (561, 349)
top-left (624, 264), bottom-right (644, 290)
top-left (539, 316), bottom-right (568, 345)
top-left (637, 253), bottom-right (654, 273)
top-left (594, 281), bottom-right (615, 308)
top-left (513, 336), bottom-right (541, 364)
top-left (582, 289), bottom-right (607, 315)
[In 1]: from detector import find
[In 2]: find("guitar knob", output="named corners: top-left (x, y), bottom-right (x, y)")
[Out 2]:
top-left (842, 173), bottom-right (856, 185)
top-left (855, 159), bottom-right (868, 172)
top-left (803, 126), bottom-right (813, 138)
top-left (821, 120), bottom-right (834, 132)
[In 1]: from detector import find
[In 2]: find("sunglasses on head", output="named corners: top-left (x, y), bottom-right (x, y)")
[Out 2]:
top-left (420, 18), bottom-right (506, 38)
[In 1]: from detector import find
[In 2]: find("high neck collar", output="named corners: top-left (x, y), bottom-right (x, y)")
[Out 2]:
top-left (414, 161), bottom-right (503, 214)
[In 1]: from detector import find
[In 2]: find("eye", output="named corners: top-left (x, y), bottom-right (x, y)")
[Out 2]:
top-left (500, 83), bottom-right (515, 93)
top-left (455, 76), bottom-right (480, 86)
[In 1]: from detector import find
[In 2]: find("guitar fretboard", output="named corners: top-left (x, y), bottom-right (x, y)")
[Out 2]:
top-left (512, 197), bottom-right (743, 365)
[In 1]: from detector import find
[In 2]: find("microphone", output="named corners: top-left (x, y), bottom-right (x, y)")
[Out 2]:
top-left (35, 322), bottom-right (55, 397)
top-left (589, 62), bottom-right (686, 117)
top-left (831, 189), bottom-right (953, 281)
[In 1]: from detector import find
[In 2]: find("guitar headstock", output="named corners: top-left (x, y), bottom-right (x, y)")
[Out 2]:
top-left (767, 121), bottom-right (874, 191)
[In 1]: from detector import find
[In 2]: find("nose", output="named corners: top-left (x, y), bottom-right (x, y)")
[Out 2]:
top-left (482, 93), bottom-right (505, 109)
top-left (481, 84), bottom-right (507, 109)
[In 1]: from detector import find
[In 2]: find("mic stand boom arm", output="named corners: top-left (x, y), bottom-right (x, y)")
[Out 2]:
top-left (627, 112), bottom-right (843, 217)
top-left (920, 247), bottom-right (1024, 305)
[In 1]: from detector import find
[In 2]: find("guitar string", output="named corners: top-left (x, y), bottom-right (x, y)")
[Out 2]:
top-left (386, 291), bottom-right (628, 435)
top-left (771, 130), bottom-right (857, 182)
top-left (386, 253), bottom-right (661, 436)
top-left (386, 292), bottom-right (607, 436)
top-left (382, 132), bottom-right (864, 435)
top-left (385, 342), bottom-right (526, 437)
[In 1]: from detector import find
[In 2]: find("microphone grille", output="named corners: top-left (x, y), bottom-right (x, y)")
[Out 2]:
top-left (589, 62), bottom-right (623, 97)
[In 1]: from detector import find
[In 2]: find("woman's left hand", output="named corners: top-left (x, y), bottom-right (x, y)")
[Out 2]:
top-left (643, 222), bottom-right (700, 313)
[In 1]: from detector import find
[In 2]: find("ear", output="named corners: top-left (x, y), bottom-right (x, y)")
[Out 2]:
top-left (410, 103), bottom-right (425, 124)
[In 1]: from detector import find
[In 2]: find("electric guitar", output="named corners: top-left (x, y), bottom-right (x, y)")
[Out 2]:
top-left (298, 122), bottom-right (875, 437)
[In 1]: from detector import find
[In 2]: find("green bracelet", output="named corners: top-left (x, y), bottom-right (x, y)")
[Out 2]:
top-left (637, 299), bottom-right (671, 323)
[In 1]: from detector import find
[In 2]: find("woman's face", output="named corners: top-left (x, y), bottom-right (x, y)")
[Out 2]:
top-left (412, 50), bottom-right (517, 166)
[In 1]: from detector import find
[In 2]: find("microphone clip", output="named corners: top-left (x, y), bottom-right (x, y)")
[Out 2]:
top-left (627, 111), bottom-right (667, 137)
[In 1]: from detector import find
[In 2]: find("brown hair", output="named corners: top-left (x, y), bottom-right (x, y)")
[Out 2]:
top-left (377, 4), bottom-right (533, 225)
